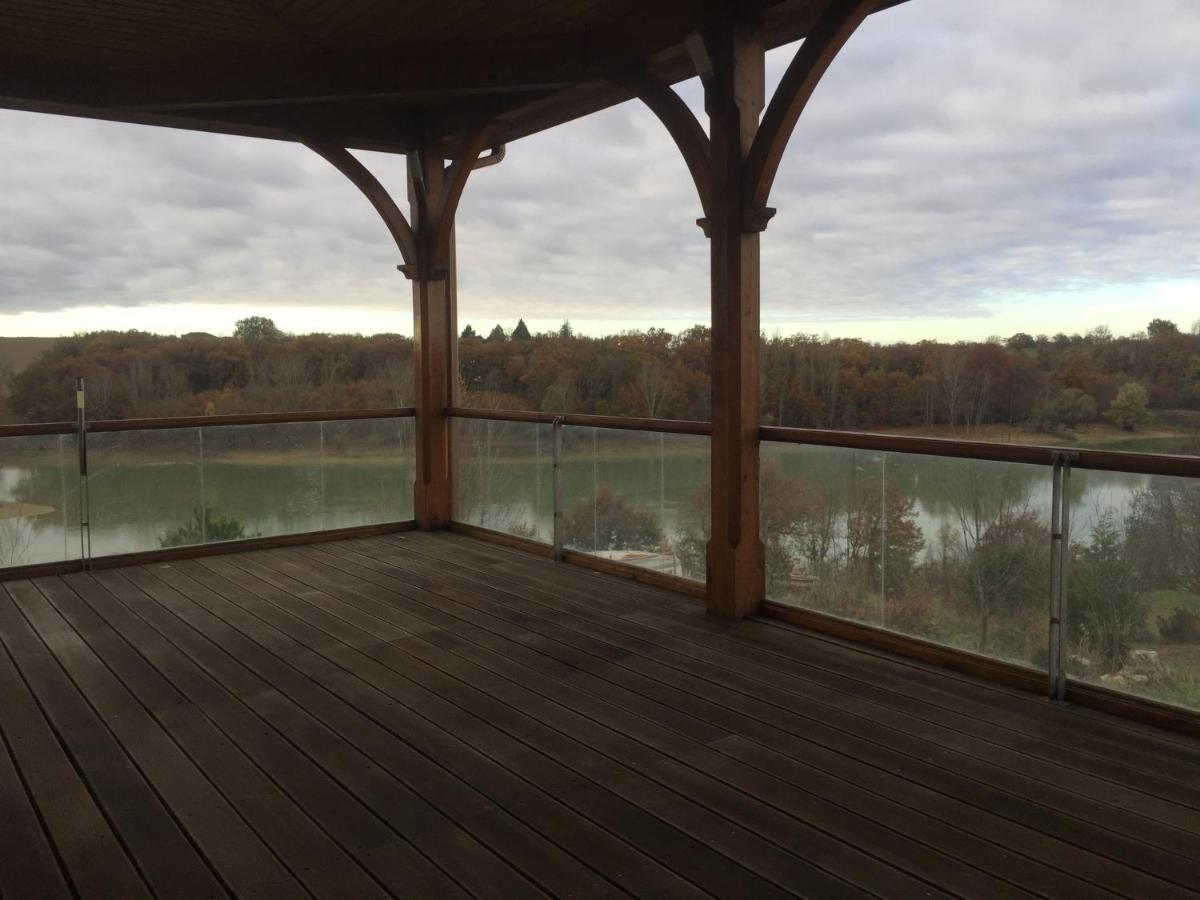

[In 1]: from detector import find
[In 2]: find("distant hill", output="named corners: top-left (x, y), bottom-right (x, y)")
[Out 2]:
top-left (0, 337), bottom-right (58, 423)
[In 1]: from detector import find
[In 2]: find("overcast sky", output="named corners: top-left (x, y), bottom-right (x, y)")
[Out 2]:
top-left (1, 0), bottom-right (1198, 342)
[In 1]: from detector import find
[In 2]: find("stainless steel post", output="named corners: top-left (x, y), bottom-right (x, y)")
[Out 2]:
top-left (552, 417), bottom-right (564, 561)
top-left (1047, 453), bottom-right (1064, 700)
top-left (75, 376), bottom-right (91, 568)
top-left (1055, 458), bottom-right (1073, 701)
top-left (1047, 451), bottom-right (1077, 701)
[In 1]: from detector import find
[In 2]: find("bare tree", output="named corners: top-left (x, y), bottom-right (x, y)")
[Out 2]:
top-left (936, 347), bottom-right (968, 430)
top-left (633, 355), bottom-right (672, 418)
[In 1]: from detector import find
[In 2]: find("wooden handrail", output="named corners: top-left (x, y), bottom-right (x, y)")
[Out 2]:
top-left (0, 407), bottom-right (415, 439)
top-left (7, 403), bottom-right (1195, 479)
top-left (447, 406), bottom-right (712, 436)
top-left (760, 424), bottom-right (1200, 479)
top-left (447, 409), bottom-right (1199, 478)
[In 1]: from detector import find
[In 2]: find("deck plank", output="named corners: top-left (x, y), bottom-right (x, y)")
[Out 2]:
top-left (273, 543), bottom-right (1036, 899)
top-left (370, 534), bottom-right (1200, 896)
top-left (0, 581), bottom-right (206, 900)
top-left (6, 578), bottom-right (307, 898)
top-left (288, 541), bottom-right (1106, 899)
top-left (53, 569), bottom-right (470, 900)
top-left (245, 547), bottom-right (940, 899)
top-left (394, 532), bottom-right (1200, 805)
top-left (2, 531), bottom-right (1198, 899)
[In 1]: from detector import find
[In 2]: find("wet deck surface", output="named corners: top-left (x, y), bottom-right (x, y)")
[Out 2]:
top-left (2, 530), bottom-right (1198, 898)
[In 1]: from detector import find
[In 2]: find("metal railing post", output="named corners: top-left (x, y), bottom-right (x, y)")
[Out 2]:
top-left (75, 376), bottom-right (92, 568)
top-left (1047, 451), bottom-right (1077, 702)
top-left (1047, 453), bottom-right (1064, 700)
top-left (553, 416), bottom-right (564, 561)
top-left (1056, 457), bottom-right (1073, 701)
top-left (198, 427), bottom-right (208, 543)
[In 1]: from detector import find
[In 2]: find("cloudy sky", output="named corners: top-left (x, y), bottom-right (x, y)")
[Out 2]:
top-left (1, 0), bottom-right (1198, 342)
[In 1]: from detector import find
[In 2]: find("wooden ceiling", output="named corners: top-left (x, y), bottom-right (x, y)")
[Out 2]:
top-left (0, 0), bottom-right (904, 157)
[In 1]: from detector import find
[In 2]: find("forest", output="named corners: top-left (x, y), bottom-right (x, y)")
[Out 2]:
top-left (5, 315), bottom-right (1200, 437)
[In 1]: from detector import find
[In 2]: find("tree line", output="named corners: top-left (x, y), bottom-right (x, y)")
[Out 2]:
top-left (7, 315), bottom-right (1200, 432)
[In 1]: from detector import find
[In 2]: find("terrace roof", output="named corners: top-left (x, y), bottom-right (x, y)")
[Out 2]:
top-left (0, 0), bottom-right (901, 156)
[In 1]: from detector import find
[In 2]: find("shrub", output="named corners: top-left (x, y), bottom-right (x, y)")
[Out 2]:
top-left (562, 487), bottom-right (662, 552)
top-left (159, 507), bottom-right (249, 548)
top-left (1157, 607), bottom-right (1200, 644)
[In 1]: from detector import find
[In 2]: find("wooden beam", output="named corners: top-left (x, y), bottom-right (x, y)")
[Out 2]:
top-left (703, 2), bottom-right (767, 618)
top-left (744, 0), bottom-right (876, 212)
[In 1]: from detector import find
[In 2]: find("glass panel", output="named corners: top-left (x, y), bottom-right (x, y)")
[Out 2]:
top-left (199, 421), bottom-right (323, 542)
top-left (762, 442), bottom-right (1051, 669)
top-left (454, 418), bottom-right (552, 541)
top-left (88, 428), bottom-right (204, 556)
top-left (87, 417), bottom-right (415, 558)
top-left (561, 426), bottom-right (709, 582)
top-left (0, 434), bottom-right (81, 568)
top-left (1065, 470), bottom-right (1200, 712)
top-left (320, 417), bottom-right (414, 527)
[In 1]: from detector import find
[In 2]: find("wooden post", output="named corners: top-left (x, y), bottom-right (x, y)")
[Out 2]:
top-left (410, 150), bottom-right (457, 529)
top-left (306, 135), bottom-right (493, 532)
top-left (704, 3), bottom-right (767, 618)
top-left (627, 0), bottom-right (874, 616)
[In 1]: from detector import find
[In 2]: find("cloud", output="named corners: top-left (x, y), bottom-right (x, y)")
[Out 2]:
top-left (0, 0), bottom-right (1197, 337)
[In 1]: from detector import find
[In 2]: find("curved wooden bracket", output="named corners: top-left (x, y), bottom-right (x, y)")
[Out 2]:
top-left (743, 0), bottom-right (876, 212)
top-left (303, 140), bottom-right (418, 269)
top-left (307, 131), bottom-right (497, 281)
top-left (428, 127), bottom-right (492, 275)
top-left (616, 70), bottom-right (711, 220)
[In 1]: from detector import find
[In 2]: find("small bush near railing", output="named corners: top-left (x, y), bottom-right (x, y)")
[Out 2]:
top-left (563, 487), bottom-right (664, 552)
top-left (160, 507), bottom-right (252, 548)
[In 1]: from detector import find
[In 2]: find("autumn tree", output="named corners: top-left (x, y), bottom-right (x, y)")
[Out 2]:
top-left (936, 461), bottom-right (1045, 656)
top-left (1068, 512), bottom-right (1147, 672)
top-left (233, 316), bottom-right (282, 342)
top-left (1147, 318), bottom-right (1179, 338)
top-left (1108, 382), bottom-right (1151, 430)
top-left (1124, 479), bottom-right (1200, 595)
top-left (844, 475), bottom-right (925, 597)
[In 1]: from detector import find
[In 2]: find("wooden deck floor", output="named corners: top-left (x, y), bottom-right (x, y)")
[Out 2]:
top-left (1, 532), bottom-right (1198, 899)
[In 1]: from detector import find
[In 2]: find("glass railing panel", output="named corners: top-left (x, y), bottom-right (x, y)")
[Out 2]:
top-left (87, 427), bottom-right (204, 556)
top-left (198, 421), bottom-right (323, 543)
top-left (86, 417), bottom-right (415, 558)
top-left (561, 426), bottom-right (709, 581)
top-left (0, 434), bottom-right (81, 568)
top-left (319, 417), bottom-right (414, 527)
top-left (1065, 469), bottom-right (1200, 711)
top-left (762, 441), bottom-right (1051, 669)
top-left (454, 418), bottom-right (553, 541)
